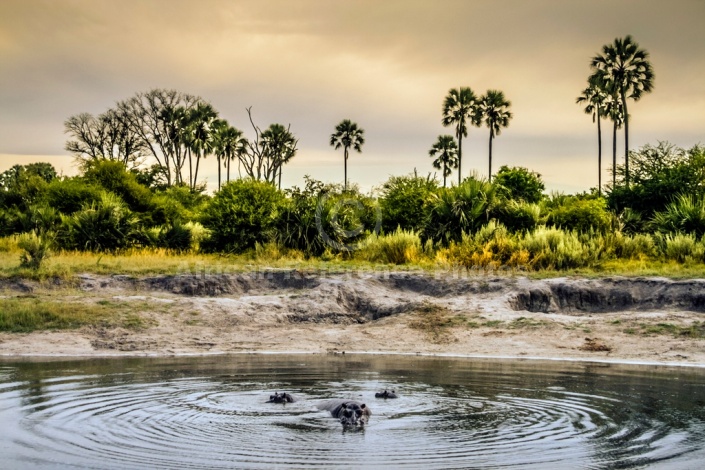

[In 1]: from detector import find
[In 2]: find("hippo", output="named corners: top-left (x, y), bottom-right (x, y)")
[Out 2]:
top-left (267, 392), bottom-right (296, 403)
top-left (317, 399), bottom-right (370, 427)
top-left (375, 389), bottom-right (398, 399)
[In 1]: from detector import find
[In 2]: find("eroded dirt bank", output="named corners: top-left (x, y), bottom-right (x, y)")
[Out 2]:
top-left (1, 272), bottom-right (704, 365)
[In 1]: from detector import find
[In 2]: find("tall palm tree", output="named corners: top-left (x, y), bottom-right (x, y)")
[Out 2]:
top-left (330, 119), bottom-right (365, 191)
top-left (261, 123), bottom-right (297, 189)
top-left (187, 103), bottom-right (218, 190)
top-left (211, 120), bottom-right (246, 190)
top-left (576, 80), bottom-right (609, 194)
top-left (479, 90), bottom-right (512, 182)
top-left (442, 87), bottom-right (480, 185)
top-left (591, 35), bottom-right (654, 186)
top-left (429, 135), bottom-right (459, 188)
top-left (603, 94), bottom-right (625, 187)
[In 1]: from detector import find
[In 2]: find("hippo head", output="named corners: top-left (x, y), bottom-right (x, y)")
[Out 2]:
top-left (339, 402), bottom-right (368, 427)
top-left (268, 392), bottom-right (294, 403)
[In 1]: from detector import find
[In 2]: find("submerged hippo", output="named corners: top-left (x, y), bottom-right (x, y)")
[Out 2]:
top-left (317, 399), bottom-right (370, 427)
top-left (375, 389), bottom-right (398, 399)
top-left (267, 392), bottom-right (296, 403)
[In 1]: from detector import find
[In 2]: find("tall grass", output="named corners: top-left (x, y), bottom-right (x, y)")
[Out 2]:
top-left (356, 228), bottom-right (422, 264)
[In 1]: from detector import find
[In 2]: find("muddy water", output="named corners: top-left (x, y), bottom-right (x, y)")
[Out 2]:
top-left (1, 354), bottom-right (704, 469)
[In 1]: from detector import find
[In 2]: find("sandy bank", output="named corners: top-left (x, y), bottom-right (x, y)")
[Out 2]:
top-left (1, 272), bottom-right (704, 365)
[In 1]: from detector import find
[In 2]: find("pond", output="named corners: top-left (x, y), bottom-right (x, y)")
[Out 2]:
top-left (1, 354), bottom-right (704, 469)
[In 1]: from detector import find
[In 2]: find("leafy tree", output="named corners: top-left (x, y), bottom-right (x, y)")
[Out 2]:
top-left (591, 35), bottom-right (654, 186)
top-left (379, 172), bottom-right (439, 234)
top-left (576, 80), bottom-right (609, 193)
top-left (608, 142), bottom-right (705, 217)
top-left (201, 179), bottom-right (284, 252)
top-left (0, 163), bottom-right (55, 210)
top-left (651, 194), bottom-right (705, 238)
top-left (185, 102), bottom-right (219, 190)
top-left (478, 90), bottom-right (512, 181)
top-left (330, 119), bottom-right (365, 191)
top-left (493, 166), bottom-right (545, 204)
top-left (428, 135), bottom-right (458, 188)
top-left (442, 87), bottom-right (480, 185)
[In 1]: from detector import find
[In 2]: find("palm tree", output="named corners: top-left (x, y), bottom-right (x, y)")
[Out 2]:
top-left (330, 119), bottom-right (364, 191)
top-left (603, 94), bottom-right (625, 187)
top-left (442, 87), bottom-right (480, 185)
top-left (261, 123), bottom-right (297, 189)
top-left (591, 35), bottom-right (654, 186)
top-left (576, 80), bottom-right (609, 194)
top-left (479, 90), bottom-right (512, 182)
top-left (187, 103), bottom-right (218, 190)
top-left (429, 135), bottom-right (459, 188)
top-left (211, 120), bottom-right (246, 190)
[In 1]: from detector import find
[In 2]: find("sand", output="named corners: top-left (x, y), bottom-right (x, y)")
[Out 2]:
top-left (1, 272), bottom-right (704, 366)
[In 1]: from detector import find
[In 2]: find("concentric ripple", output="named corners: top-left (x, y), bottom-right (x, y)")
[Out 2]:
top-left (1, 356), bottom-right (704, 469)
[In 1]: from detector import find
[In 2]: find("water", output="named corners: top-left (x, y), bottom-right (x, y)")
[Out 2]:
top-left (1, 354), bottom-right (704, 469)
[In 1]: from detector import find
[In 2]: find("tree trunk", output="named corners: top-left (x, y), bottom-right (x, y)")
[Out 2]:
top-left (443, 162), bottom-right (447, 188)
top-left (278, 165), bottom-right (282, 190)
top-left (621, 89), bottom-right (629, 187)
top-left (217, 155), bottom-right (221, 190)
top-left (597, 108), bottom-right (602, 195)
top-left (488, 130), bottom-right (493, 182)
top-left (227, 155), bottom-right (231, 183)
top-left (194, 150), bottom-right (201, 189)
top-left (457, 130), bottom-right (463, 186)
top-left (612, 120), bottom-right (617, 187)
top-left (344, 147), bottom-right (349, 191)
top-left (188, 148), bottom-right (193, 189)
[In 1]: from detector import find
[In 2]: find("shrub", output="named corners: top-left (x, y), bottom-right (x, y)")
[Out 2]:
top-left (158, 223), bottom-right (193, 252)
top-left (379, 173), bottom-right (438, 233)
top-left (276, 178), bottom-right (328, 256)
top-left (495, 200), bottom-right (541, 233)
top-left (651, 194), bottom-right (705, 238)
top-left (423, 177), bottom-right (497, 245)
top-left (57, 192), bottom-right (140, 252)
top-left (201, 179), bottom-right (284, 253)
top-left (546, 197), bottom-right (612, 233)
top-left (356, 228), bottom-right (422, 264)
top-left (609, 232), bottom-right (656, 259)
top-left (18, 231), bottom-right (52, 269)
top-left (44, 178), bottom-right (103, 214)
top-left (447, 221), bottom-right (516, 269)
top-left (656, 233), bottom-right (705, 263)
top-left (82, 160), bottom-right (154, 213)
top-left (519, 226), bottom-right (595, 270)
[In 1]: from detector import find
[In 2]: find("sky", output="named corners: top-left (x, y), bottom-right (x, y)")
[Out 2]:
top-left (1, 0), bottom-right (704, 194)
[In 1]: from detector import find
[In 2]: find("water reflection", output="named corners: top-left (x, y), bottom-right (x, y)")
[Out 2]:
top-left (0, 355), bottom-right (704, 469)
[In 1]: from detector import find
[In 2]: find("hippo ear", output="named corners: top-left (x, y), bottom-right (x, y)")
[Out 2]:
top-left (341, 403), bottom-right (348, 409)
top-left (361, 404), bottom-right (366, 409)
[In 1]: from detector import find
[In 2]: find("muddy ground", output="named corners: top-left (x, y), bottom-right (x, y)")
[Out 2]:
top-left (1, 272), bottom-right (704, 365)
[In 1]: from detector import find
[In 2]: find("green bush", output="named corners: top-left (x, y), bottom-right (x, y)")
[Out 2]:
top-left (608, 232), bottom-right (656, 259)
top-left (495, 200), bottom-right (541, 233)
top-left (201, 179), bottom-right (284, 253)
top-left (57, 192), bottom-right (140, 252)
top-left (44, 178), bottom-right (103, 214)
top-left (82, 160), bottom-right (154, 213)
top-left (651, 194), bottom-right (705, 238)
top-left (546, 197), bottom-right (612, 233)
top-left (276, 178), bottom-right (328, 256)
top-left (379, 173), bottom-right (438, 234)
top-left (656, 233), bottom-right (705, 263)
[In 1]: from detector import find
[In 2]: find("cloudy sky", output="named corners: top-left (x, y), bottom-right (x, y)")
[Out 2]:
top-left (1, 0), bottom-right (703, 193)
